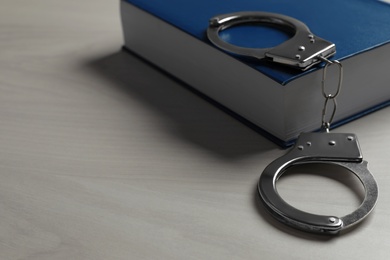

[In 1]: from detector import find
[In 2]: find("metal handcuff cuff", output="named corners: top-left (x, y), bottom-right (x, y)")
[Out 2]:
top-left (207, 12), bottom-right (378, 234)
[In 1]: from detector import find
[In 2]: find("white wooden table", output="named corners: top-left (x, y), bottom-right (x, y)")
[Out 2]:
top-left (1, 1), bottom-right (389, 259)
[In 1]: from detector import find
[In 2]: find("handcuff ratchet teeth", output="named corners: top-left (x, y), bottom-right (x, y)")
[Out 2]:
top-left (207, 11), bottom-right (336, 70)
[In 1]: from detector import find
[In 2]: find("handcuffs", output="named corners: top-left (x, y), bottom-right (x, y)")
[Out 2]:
top-left (207, 12), bottom-right (378, 234)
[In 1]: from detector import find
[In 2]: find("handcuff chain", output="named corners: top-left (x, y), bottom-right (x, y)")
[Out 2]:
top-left (318, 56), bottom-right (343, 132)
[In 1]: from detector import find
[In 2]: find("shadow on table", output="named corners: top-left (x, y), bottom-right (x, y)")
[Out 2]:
top-left (86, 49), bottom-right (377, 238)
top-left (85, 49), bottom-right (278, 160)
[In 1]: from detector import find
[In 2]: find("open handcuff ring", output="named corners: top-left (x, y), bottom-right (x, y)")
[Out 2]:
top-left (207, 11), bottom-right (336, 70)
top-left (258, 132), bottom-right (378, 234)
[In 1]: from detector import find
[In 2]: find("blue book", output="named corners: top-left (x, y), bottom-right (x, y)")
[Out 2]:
top-left (120, 0), bottom-right (390, 146)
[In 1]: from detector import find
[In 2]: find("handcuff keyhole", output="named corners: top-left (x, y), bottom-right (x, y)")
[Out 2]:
top-left (219, 24), bottom-right (293, 49)
top-left (276, 163), bottom-right (365, 217)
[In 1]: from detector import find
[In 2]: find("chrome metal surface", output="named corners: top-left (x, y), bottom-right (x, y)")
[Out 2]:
top-left (320, 58), bottom-right (343, 99)
top-left (322, 94), bottom-right (337, 131)
top-left (207, 11), bottom-right (336, 70)
top-left (320, 58), bottom-right (343, 131)
top-left (258, 132), bottom-right (378, 234)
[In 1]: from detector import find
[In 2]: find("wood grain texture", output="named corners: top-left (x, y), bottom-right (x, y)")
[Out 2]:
top-left (1, 1), bottom-right (390, 259)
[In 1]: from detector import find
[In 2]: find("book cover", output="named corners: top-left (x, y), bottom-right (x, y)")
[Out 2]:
top-left (124, 0), bottom-right (390, 83)
top-left (121, 0), bottom-right (390, 146)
